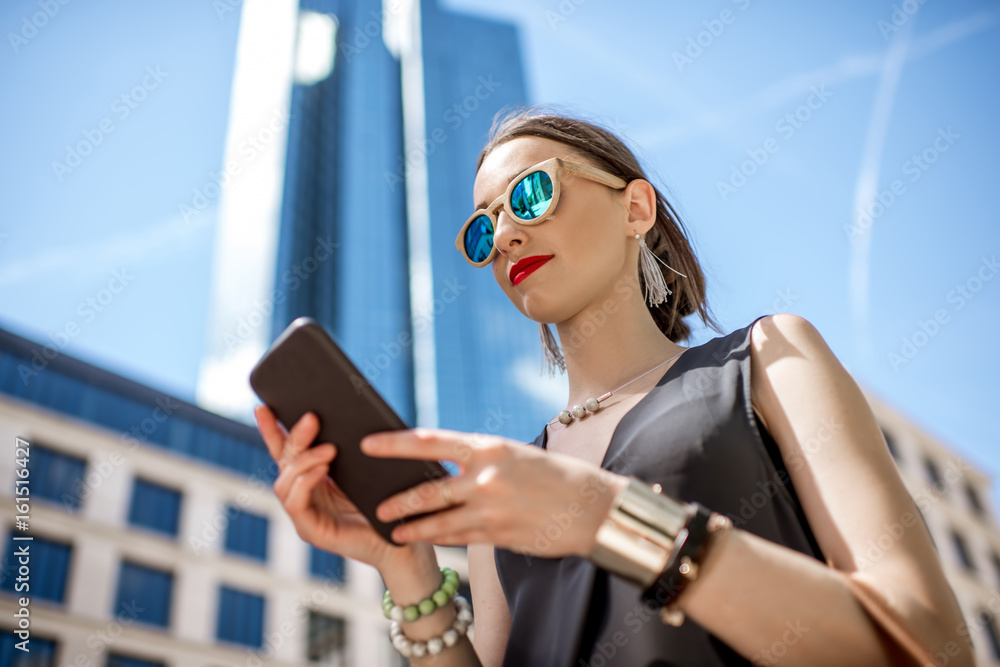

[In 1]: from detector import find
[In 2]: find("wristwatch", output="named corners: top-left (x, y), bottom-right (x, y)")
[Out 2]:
top-left (587, 475), bottom-right (732, 626)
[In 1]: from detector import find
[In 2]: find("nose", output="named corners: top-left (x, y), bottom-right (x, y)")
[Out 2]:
top-left (491, 208), bottom-right (525, 259)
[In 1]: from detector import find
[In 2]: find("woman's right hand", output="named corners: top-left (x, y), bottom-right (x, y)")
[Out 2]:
top-left (254, 404), bottom-right (423, 572)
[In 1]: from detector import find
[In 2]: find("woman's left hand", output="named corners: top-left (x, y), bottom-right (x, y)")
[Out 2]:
top-left (360, 428), bottom-right (629, 559)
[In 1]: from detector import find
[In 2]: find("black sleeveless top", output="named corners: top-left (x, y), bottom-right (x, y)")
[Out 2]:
top-left (493, 315), bottom-right (827, 667)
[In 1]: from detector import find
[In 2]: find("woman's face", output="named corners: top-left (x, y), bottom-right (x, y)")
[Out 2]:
top-left (473, 136), bottom-right (635, 324)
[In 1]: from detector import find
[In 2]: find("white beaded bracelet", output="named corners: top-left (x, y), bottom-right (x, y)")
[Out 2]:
top-left (388, 594), bottom-right (474, 658)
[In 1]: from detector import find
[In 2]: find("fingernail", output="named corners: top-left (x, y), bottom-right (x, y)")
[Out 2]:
top-left (361, 437), bottom-right (377, 452)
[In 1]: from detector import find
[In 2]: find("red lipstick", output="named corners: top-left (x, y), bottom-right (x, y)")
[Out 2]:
top-left (510, 255), bottom-right (553, 286)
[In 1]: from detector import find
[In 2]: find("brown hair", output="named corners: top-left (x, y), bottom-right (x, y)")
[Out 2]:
top-left (477, 105), bottom-right (722, 343)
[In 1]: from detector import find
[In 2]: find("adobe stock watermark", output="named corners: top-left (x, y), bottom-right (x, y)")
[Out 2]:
top-left (672, 0), bottom-right (753, 72)
top-left (877, 0), bottom-right (928, 40)
top-left (886, 254), bottom-right (997, 372)
top-left (349, 277), bottom-right (467, 390)
top-left (544, 0), bottom-right (589, 32)
top-left (384, 76), bottom-right (502, 192)
top-left (223, 235), bottom-right (339, 352)
top-left (17, 269), bottom-right (135, 385)
top-left (7, 0), bottom-right (72, 54)
top-left (213, 0), bottom-right (242, 21)
top-left (716, 84), bottom-right (833, 201)
top-left (180, 109), bottom-right (292, 224)
top-left (51, 66), bottom-right (169, 183)
top-left (51, 395), bottom-right (181, 513)
top-left (751, 620), bottom-right (810, 666)
top-left (844, 127), bottom-right (959, 242)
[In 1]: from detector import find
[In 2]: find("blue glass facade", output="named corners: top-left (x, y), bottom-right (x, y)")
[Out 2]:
top-left (115, 561), bottom-right (173, 628)
top-left (128, 479), bottom-right (182, 537)
top-left (273, 0), bottom-right (544, 442)
top-left (274, 0), bottom-right (414, 426)
top-left (419, 2), bottom-right (547, 442)
top-left (217, 585), bottom-right (265, 648)
top-left (0, 532), bottom-right (72, 603)
top-left (309, 544), bottom-right (345, 583)
top-left (28, 443), bottom-right (86, 510)
top-left (0, 632), bottom-right (57, 666)
top-left (0, 327), bottom-right (276, 483)
top-left (223, 506), bottom-right (269, 562)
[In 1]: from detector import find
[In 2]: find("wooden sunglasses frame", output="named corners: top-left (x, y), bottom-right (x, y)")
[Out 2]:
top-left (455, 157), bottom-right (629, 267)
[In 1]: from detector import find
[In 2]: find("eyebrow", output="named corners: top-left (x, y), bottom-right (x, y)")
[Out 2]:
top-left (474, 168), bottom-right (524, 210)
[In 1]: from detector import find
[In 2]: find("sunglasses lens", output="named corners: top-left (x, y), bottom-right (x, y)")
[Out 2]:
top-left (510, 171), bottom-right (553, 220)
top-left (464, 214), bottom-right (495, 263)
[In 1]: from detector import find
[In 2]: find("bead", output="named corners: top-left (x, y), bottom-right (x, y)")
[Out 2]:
top-left (457, 608), bottom-right (473, 623)
top-left (557, 410), bottom-right (573, 424)
top-left (418, 599), bottom-right (436, 616)
top-left (427, 637), bottom-right (444, 655)
top-left (441, 580), bottom-right (456, 596)
top-left (403, 605), bottom-right (419, 622)
top-left (412, 641), bottom-right (427, 658)
top-left (571, 404), bottom-right (587, 418)
top-left (584, 397), bottom-right (600, 413)
top-left (455, 622), bottom-right (468, 636)
top-left (432, 589), bottom-right (449, 607)
top-left (442, 628), bottom-right (459, 647)
top-left (389, 606), bottom-right (404, 622)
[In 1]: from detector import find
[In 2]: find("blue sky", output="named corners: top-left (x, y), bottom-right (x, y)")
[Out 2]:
top-left (1, 1), bottom-right (998, 505)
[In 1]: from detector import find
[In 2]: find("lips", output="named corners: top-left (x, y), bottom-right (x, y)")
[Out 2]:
top-left (510, 255), bottom-right (554, 286)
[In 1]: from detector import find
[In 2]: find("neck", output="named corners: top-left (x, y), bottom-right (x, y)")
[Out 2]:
top-left (553, 273), bottom-right (686, 408)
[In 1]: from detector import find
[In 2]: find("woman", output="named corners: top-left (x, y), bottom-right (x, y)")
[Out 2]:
top-left (254, 109), bottom-right (972, 666)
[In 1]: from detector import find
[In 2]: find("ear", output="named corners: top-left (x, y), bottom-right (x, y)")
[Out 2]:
top-left (622, 178), bottom-right (657, 236)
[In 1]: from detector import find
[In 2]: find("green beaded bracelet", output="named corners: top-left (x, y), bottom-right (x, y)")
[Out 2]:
top-left (383, 567), bottom-right (460, 622)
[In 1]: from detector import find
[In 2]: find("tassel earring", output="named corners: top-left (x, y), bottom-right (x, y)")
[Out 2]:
top-left (636, 233), bottom-right (687, 307)
top-left (539, 322), bottom-right (566, 377)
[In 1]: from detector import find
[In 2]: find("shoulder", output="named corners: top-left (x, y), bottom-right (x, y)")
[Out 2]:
top-left (748, 312), bottom-right (824, 363)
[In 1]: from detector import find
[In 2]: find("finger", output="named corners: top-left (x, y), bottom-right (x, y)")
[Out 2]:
top-left (273, 443), bottom-right (335, 500)
top-left (390, 504), bottom-right (482, 544)
top-left (255, 404), bottom-right (289, 463)
top-left (376, 473), bottom-right (468, 522)
top-left (360, 427), bottom-right (484, 464)
top-left (277, 412), bottom-right (322, 468)
top-left (284, 462), bottom-right (331, 516)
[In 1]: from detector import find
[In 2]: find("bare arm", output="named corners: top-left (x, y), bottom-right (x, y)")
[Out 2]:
top-left (380, 542), bottom-right (484, 666)
top-left (467, 543), bottom-right (512, 667)
top-left (672, 314), bottom-right (973, 666)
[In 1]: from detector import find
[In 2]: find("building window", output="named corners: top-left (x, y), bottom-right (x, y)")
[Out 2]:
top-left (106, 654), bottom-right (165, 667)
top-left (128, 479), bottom-right (181, 537)
top-left (114, 561), bottom-right (173, 628)
top-left (0, 631), bottom-right (57, 665)
top-left (1, 532), bottom-right (72, 603)
top-left (307, 611), bottom-right (347, 665)
top-left (981, 610), bottom-right (1000, 661)
top-left (879, 426), bottom-right (900, 461)
top-left (224, 506), bottom-right (268, 561)
top-left (309, 545), bottom-right (345, 583)
top-left (31, 444), bottom-right (87, 510)
top-left (217, 586), bottom-right (265, 648)
top-left (964, 483), bottom-right (986, 518)
top-left (923, 457), bottom-right (945, 492)
top-left (949, 530), bottom-right (976, 572)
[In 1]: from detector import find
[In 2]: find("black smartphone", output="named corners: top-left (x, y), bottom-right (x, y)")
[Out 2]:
top-left (249, 316), bottom-right (450, 546)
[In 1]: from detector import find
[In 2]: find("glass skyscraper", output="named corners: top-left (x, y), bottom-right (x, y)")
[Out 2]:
top-left (274, 0), bottom-right (558, 443)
